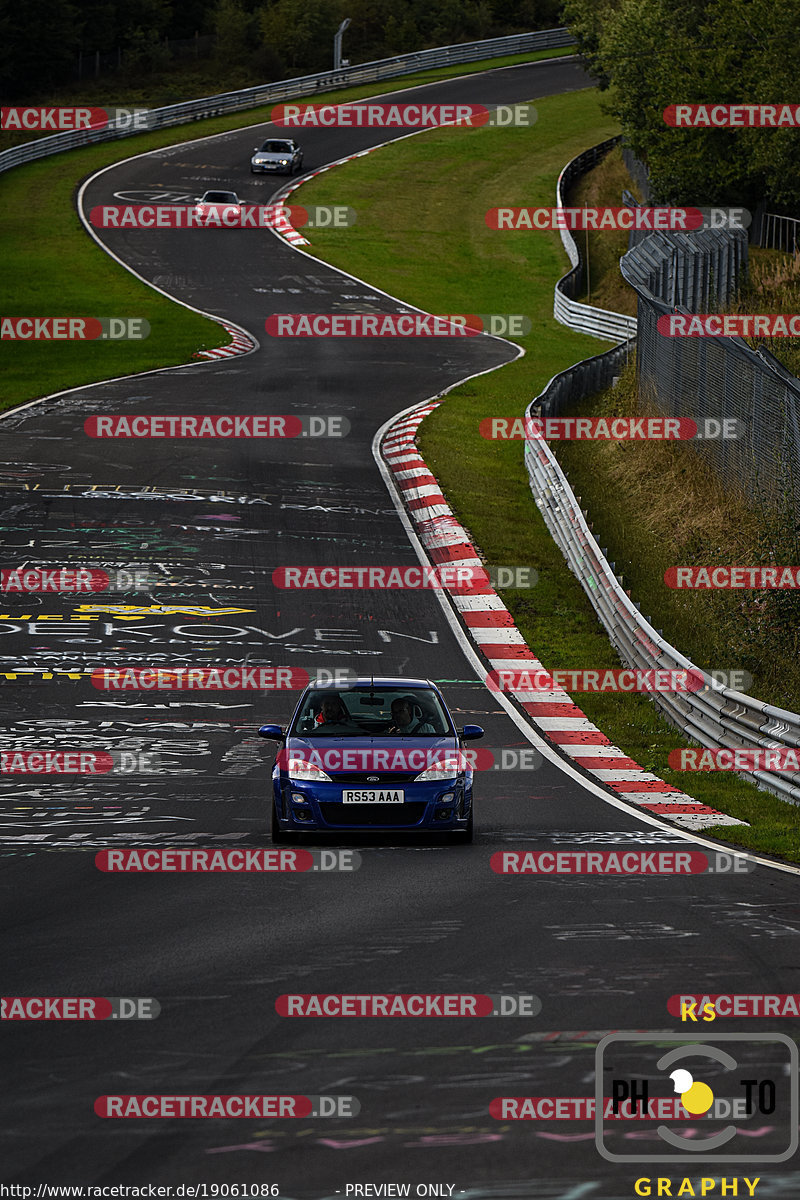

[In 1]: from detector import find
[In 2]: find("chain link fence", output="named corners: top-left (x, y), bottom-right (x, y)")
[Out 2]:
top-left (620, 229), bottom-right (800, 512)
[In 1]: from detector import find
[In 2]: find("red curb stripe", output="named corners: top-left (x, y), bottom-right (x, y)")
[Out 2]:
top-left (548, 730), bottom-right (612, 745)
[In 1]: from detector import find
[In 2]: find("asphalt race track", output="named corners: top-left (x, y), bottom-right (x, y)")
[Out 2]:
top-left (2, 59), bottom-right (800, 1198)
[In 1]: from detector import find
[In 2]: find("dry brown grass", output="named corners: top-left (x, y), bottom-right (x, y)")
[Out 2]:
top-left (733, 247), bottom-right (800, 378)
top-left (556, 361), bottom-right (800, 709)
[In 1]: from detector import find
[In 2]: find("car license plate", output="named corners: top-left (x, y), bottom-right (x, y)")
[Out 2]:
top-left (342, 789), bottom-right (404, 804)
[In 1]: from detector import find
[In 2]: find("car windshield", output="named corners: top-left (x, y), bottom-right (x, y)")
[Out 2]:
top-left (291, 686), bottom-right (452, 737)
top-left (202, 191), bottom-right (238, 203)
top-left (261, 141), bottom-right (292, 153)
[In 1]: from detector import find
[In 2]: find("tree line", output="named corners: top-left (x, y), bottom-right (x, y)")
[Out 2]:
top-left (1, 0), bottom-right (561, 99)
top-left (563, 0), bottom-right (800, 211)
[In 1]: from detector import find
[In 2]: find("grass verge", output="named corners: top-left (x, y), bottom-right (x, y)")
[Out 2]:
top-left (0, 46), bottom-right (571, 413)
top-left (295, 86), bottom-right (800, 863)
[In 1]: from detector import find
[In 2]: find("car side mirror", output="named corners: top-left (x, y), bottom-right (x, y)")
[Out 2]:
top-left (253, 146), bottom-right (259, 152)
top-left (459, 725), bottom-right (484, 740)
top-left (258, 724), bottom-right (285, 740)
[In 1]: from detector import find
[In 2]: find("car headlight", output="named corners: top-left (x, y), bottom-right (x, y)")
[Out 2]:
top-left (280, 159), bottom-right (289, 165)
top-left (286, 758), bottom-right (332, 782)
top-left (414, 759), bottom-right (460, 782)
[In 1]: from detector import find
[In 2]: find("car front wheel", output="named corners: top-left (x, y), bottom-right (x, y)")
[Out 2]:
top-left (448, 808), bottom-right (473, 844)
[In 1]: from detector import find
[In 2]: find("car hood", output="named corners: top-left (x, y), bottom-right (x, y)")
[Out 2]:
top-left (282, 734), bottom-right (462, 777)
top-left (254, 150), bottom-right (292, 161)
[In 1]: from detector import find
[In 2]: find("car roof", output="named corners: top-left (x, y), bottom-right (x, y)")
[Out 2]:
top-left (307, 677), bottom-right (435, 690)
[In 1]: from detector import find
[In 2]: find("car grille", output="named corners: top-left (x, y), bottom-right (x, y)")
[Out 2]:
top-left (319, 802), bottom-right (426, 827)
top-left (330, 771), bottom-right (418, 785)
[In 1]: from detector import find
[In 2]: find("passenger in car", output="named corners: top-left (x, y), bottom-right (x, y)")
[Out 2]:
top-left (388, 696), bottom-right (435, 734)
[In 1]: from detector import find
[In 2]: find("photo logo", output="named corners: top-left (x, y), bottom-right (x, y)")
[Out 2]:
top-left (595, 1032), bottom-right (798, 1162)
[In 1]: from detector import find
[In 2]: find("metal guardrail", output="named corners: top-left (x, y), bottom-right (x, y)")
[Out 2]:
top-left (553, 137), bottom-right (638, 343)
top-left (757, 211), bottom-right (800, 254)
top-left (0, 27), bottom-right (574, 177)
top-left (523, 141), bottom-right (800, 807)
top-left (524, 348), bottom-right (800, 807)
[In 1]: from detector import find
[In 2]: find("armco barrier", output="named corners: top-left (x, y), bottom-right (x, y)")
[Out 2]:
top-left (527, 141), bottom-right (800, 808)
top-left (553, 137), bottom-right (638, 343)
top-left (0, 28), bottom-right (573, 177)
top-left (525, 340), bottom-right (800, 810)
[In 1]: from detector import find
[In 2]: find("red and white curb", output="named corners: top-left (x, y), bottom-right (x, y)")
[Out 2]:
top-left (381, 403), bottom-right (745, 833)
top-left (193, 322), bottom-right (258, 360)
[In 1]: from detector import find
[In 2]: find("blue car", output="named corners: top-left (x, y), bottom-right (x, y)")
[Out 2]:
top-left (259, 677), bottom-right (483, 843)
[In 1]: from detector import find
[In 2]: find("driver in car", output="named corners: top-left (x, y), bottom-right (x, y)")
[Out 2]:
top-left (388, 696), bottom-right (435, 735)
top-left (315, 695), bottom-right (358, 730)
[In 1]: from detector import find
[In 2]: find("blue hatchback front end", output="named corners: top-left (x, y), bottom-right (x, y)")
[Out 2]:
top-left (259, 678), bottom-right (483, 840)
